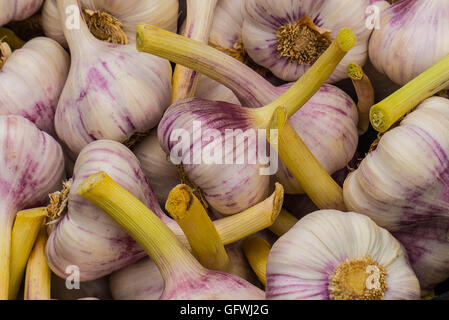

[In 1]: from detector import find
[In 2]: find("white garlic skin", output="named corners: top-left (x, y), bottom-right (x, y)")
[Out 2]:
top-left (266, 210), bottom-right (420, 300)
top-left (344, 97), bottom-right (449, 230)
top-left (196, 75), bottom-right (241, 106)
top-left (0, 37), bottom-right (70, 136)
top-left (0, 0), bottom-right (43, 26)
top-left (54, 3), bottom-right (172, 156)
top-left (42, 0), bottom-right (179, 46)
top-left (242, 0), bottom-right (373, 82)
top-left (209, 0), bottom-right (245, 49)
top-left (370, 0), bottom-right (449, 85)
top-left (275, 84), bottom-right (358, 194)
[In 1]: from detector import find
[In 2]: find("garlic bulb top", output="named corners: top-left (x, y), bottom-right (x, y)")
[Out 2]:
top-left (275, 84), bottom-right (358, 194)
top-left (370, 0), bottom-right (449, 85)
top-left (0, 37), bottom-right (70, 136)
top-left (0, 0), bottom-right (43, 27)
top-left (42, 0), bottom-right (179, 46)
top-left (266, 210), bottom-right (420, 300)
top-left (54, 0), bottom-right (172, 156)
top-left (242, 0), bottom-right (374, 82)
top-left (344, 97), bottom-right (449, 230)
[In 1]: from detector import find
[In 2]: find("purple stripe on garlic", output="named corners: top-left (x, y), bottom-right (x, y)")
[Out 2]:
top-left (0, 0), bottom-right (43, 27)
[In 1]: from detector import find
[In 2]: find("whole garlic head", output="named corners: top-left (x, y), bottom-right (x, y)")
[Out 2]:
top-left (0, 37), bottom-right (70, 136)
top-left (242, 0), bottom-right (375, 82)
top-left (0, 0), bottom-right (43, 26)
top-left (266, 210), bottom-right (420, 300)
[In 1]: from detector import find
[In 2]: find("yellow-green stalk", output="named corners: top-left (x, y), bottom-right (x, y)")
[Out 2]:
top-left (370, 52), bottom-right (449, 132)
top-left (166, 184), bottom-right (230, 272)
top-left (24, 228), bottom-right (51, 300)
top-left (242, 236), bottom-right (271, 286)
top-left (269, 209), bottom-right (298, 237)
top-left (348, 62), bottom-right (374, 134)
top-left (9, 208), bottom-right (47, 300)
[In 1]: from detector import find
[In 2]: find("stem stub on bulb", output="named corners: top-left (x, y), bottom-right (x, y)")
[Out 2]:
top-left (329, 255), bottom-right (388, 300)
top-left (276, 16), bottom-right (332, 65)
top-left (83, 9), bottom-right (128, 45)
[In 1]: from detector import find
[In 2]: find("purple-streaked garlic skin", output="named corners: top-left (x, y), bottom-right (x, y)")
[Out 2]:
top-left (196, 75), bottom-right (241, 106)
top-left (0, 0), bottom-right (43, 26)
top-left (158, 98), bottom-right (270, 215)
top-left (370, 0), bottom-right (449, 86)
top-left (209, 0), bottom-right (245, 49)
top-left (161, 268), bottom-right (265, 300)
top-left (110, 242), bottom-right (260, 300)
top-left (266, 210), bottom-right (420, 300)
top-left (393, 219), bottom-right (449, 294)
top-left (344, 97), bottom-right (449, 230)
top-left (46, 139), bottom-right (181, 281)
top-left (42, 0), bottom-right (179, 47)
top-left (275, 84), bottom-right (358, 194)
top-left (54, 0), bottom-right (172, 156)
top-left (0, 115), bottom-right (64, 237)
top-left (0, 37), bottom-right (70, 136)
top-left (242, 0), bottom-right (373, 83)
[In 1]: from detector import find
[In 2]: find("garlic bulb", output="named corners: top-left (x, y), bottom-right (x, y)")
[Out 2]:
top-left (393, 219), bottom-right (449, 295)
top-left (0, 0), bottom-right (43, 27)
top-left (370, 0), bottom-right (449, 85)
top-left (266, 210), bottom-right (420, 300)
top-left (110, 242), bottom-right (259, 300)
top-left (46, 139), bottom-right (168, 281)
top-left (0, 37), bottom-right (70, 136)
top-left (0, 115), bottom-right (64, 299)
top-left (344, 97), bottom-right (449, 230)
top-left (78, 172), bottom-right (265, 300)
top-left (196, 75), bottom-right (241, 105)
top-left (242, 0), bottom-right (374, 82)
top-left (42, 0), bottom-right (179, 46)
top-left (51, 274), bottom-right (112, 300)
top-left (54, 0), bottom-right (172, 156)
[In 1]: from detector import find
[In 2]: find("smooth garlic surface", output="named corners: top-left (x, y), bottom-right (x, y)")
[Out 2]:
top-left (242, 0), bottom-right (375, 82)
top-left (266, 210), bottom-right (420, 300)
top-left (54, 0), bottom-right (172, 156)
top-left (0, 37), bottom-right (69, 136)
top-left (370, 0), bottom-right (449, 85)
top-left (344, 97), bottom-right (449, 230)
top-left (42, 0), bottom-right (179, 46)
top-left (0, 0), bottom-right (43, 27)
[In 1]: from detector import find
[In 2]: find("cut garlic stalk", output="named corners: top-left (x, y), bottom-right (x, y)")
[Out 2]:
top-left (266, 210), bottom-right (420, 300)
top-left (9, 208), bottom-right (47, 300)
top-left (42, 0), bottom-right (179, 46)
top-left (78, 172), bottom-right (265, 300)
top-left (242, 236), bottom-right (270, 286)
top-left (24, 228), bottom-right (51, 300)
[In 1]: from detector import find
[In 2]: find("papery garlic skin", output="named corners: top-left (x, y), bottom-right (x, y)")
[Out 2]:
top-left (344, 97), bottom-right (449, 230)
top-left (46, 140), bottom-right (176, 281)
top-left (196, 75), bottom-right (241, 106)
top-left (54, 0), bottom-right (172, 156)
top-left (370, 0), bottom-right (449, 86)
top-left (266, 210), bottom-right (420, 300)
top-left (42, 0), bottom-right (179, 46)
top-left (242, 0), bottom-right (373, 82)
top-left (158, 98), bottom-right (269, 215)
top-left (0, 0), bottom-right (43, 26)
top-left (275, 84), bottom-right (358, 194)
top-left (0, 37), bottom-right (69, 136)
top-left (209, 0), bottom-right (245, 50)
top-left (393, 219), bottom-right (449, 294)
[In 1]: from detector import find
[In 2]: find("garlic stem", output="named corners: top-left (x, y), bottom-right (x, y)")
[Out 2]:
top-left (348, 63), bottom-right (374, 135)
top-left (24, 228), bottom-right (51, 300)
top-left (242, 237), bottom-right (270, 286)
top-left (172, 0), bottom-right (218, 103)
top-left (268, 107), bottom-right (347, 211)
top-left (370, 52), bottom-right (449, 132)
top-left (269, 208), bottom-right (298, 237)
top-left (0, 28), bottom-right (25, 50)
top-left (136, 25), bottom-right (356, 113)
top-left (214, 183), bottom-right (284, 245)
top-left (83, 9), bottom-right (128, 45)
top-left (0, 214), bottom-right (14, 300)
top-left (77, 172), bottom-right (206, 284)
top-left (165, 184), bottom-right (230, 272)
top-left (9, 208), bottom-right (47, 300)
top-left (136, 24), bottom-right (280, 107)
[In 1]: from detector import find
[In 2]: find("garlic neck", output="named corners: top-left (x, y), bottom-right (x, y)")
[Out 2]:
top-left (83, 9), bottom-right (128, 45)
top-left (276, 16), bottom-right (332, 65)
top-left (329, 255), bottom-right (388, 300)
top-left (0, 39), bottom-right (12, 70)
top-left (46, 179), bottom-right (72, 223)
